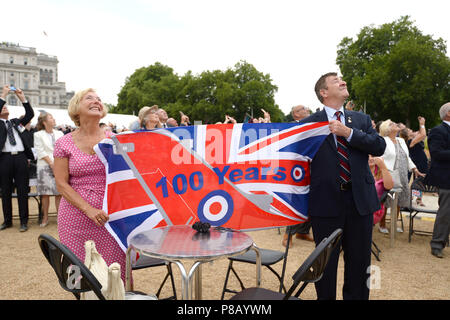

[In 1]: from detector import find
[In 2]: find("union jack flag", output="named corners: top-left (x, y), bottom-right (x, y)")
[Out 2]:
top-left (94, 122), bottom-right (330, 252)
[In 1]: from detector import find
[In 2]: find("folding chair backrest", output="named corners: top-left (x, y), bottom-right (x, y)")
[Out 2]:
top-left (38, 234), bottom-right (106, 300)
top-left (283, 228), bottom-right (343, 299)
top-left (411, 177), bottom-right (438, 194)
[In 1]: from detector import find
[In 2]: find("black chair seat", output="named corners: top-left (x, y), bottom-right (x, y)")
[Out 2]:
top-left (230, 287), bottom-right (299, 300)
top-left (410, 206), bottom-right (438, 214)
top-left (132, 255), bottom-right (168, 270)
top-left (230, 249), bottom-right (284, 265)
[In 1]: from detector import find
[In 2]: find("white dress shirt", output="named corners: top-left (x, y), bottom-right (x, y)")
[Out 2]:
top-left (322, 105), bottom-right (354, 144)
top-left (1, 118), bottom-right (25, 153)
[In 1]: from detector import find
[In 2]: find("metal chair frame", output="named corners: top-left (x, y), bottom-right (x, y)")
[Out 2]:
top-left (220, 229), bottom-right (292, 299)
top-left (38, 234), bottom-right (159, 300)
top-left (406, 177), bottom-right (439, 242)
top-left (38, 233), bottom-right (108, 300)
top-left (229, 228), bottom-right (343, 300)
top-left (131, 255), bottom-right (177, 300)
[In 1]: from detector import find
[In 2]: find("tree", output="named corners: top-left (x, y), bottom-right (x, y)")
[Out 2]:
top-left (116, 62), bottom-right (179, 114)
top-left (115, 61), bottom-right (284, 124)
top-left (336, 16), bottom-right (450, 129)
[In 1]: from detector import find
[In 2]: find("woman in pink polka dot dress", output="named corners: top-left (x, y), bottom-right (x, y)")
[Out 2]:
top-left (53, 88), bottom-right (127, 283)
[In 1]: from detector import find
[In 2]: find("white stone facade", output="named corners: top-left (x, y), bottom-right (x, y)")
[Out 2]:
top-left (0, 42), bottom-right (74, 109)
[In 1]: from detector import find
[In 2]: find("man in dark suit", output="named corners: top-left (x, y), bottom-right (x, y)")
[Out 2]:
top-left (300, 72), bottom-right (386, 300)
top-left (0, 85), bottom-right (35, 232)
top-left (425, 102), bottom-right (450, 258)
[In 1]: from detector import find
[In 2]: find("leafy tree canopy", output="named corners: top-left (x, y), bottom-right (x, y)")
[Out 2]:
top-left (113, 61), bottom-right (285, 123)
top-left (336, 16), bottom-right (450, 129)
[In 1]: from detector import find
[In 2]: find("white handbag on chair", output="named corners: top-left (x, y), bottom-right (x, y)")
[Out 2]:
top-left (80, 240), bottom-right (125, 300)
top-left (105, 263), bottom-right (126, 300)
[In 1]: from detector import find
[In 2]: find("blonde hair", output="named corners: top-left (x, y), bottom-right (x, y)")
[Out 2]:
top-left (379, 119), bottom-right (393, 137)
top-left (67, 88), bottom-right (107, 127)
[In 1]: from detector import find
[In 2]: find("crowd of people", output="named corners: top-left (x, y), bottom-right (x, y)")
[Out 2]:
top-left (1, 78), bottom-right (449, 299)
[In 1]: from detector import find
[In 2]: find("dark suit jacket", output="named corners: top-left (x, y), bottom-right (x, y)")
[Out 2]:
top-left (425, 122), bottom-right (450, 189)
top-left (300, 109), bottom-right (386, 217)
top-left (0, 99), bottom-right (35, 160)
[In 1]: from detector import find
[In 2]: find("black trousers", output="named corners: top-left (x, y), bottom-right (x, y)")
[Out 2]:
top-left (0, 152), bottom-right (29, 225)
top-left (310, 188), bottom-right (373, 300)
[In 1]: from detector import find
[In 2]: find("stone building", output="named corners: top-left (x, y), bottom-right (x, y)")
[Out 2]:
top-left (0, 42), bottom-right (73, 109)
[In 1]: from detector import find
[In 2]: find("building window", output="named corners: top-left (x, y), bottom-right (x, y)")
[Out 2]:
top-left (9, 57), bottom-right (13, 64)
top-left (9, 96), bottom-right (17, 106)
top-left (24, 81), bottom-right (29, 90)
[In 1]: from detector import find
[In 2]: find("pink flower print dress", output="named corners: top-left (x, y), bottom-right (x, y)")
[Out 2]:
top-left (54, 132), bottom-right (127, 283)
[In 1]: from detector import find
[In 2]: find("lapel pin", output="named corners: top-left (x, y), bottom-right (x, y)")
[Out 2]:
top-left (347, 117), bottom-right (352, 124)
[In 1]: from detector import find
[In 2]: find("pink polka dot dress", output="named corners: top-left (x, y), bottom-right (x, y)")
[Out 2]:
top-left (54, 132), bottom-right (127, 282)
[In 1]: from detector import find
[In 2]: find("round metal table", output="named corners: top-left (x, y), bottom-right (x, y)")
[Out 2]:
top-left (126, 225), bottom-right (261, 299)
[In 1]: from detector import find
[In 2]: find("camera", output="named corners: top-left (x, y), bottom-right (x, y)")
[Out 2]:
top-left (10, 85), bottom-right (16, 91)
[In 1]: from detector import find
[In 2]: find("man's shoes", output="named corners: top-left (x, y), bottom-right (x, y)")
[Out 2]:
top-left (431, 248), bottom-right (443, 258)
top-left (0, 223), bottom-right (12, 231)
top-left (295, 233), bottom-right (314, 242)
top-left (19, 224), bottom-right (28, 232)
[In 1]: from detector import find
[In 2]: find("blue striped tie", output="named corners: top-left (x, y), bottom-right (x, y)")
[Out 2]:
top-left (334, 111), bottom-right (351, 183)
top-left (6, 120), bottom-right (16, 146)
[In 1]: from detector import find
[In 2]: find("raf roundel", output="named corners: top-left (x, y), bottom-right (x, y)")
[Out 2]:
top-left (197, 190), bottom-right (234, 226)
top-left (291, 164), bottom-right (305, 182)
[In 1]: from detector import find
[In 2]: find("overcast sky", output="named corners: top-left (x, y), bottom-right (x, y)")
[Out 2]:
top-left (2, 0), bottom-right (449, 115)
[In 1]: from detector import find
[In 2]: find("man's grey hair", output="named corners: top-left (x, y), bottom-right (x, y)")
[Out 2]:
top-left (439, 102), bottom-right (450, 120)
top-left (291, 104), bottom-right (305, 114)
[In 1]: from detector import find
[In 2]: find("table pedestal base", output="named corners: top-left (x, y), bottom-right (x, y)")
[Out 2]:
top-left (126, 245), bottom-right (261, 300)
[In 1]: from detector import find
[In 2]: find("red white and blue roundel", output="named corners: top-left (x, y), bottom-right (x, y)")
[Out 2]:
top-left (197, 190), bottom-right (234, 226)
top-left (291, 164), bottom-right (305, 182)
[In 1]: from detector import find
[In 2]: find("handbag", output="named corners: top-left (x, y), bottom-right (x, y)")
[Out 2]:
top-left (104, 263), bottom-right (126, 300)
top-left (390, 169), bottom-right (402, 189)
top-left (390, 142), bottom-right (403, 189)
top-left (80, 240), bottom-right (125, 300)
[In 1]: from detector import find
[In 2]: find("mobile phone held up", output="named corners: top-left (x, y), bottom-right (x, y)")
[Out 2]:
top-left (10, 85), bottom-right (16, 91)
